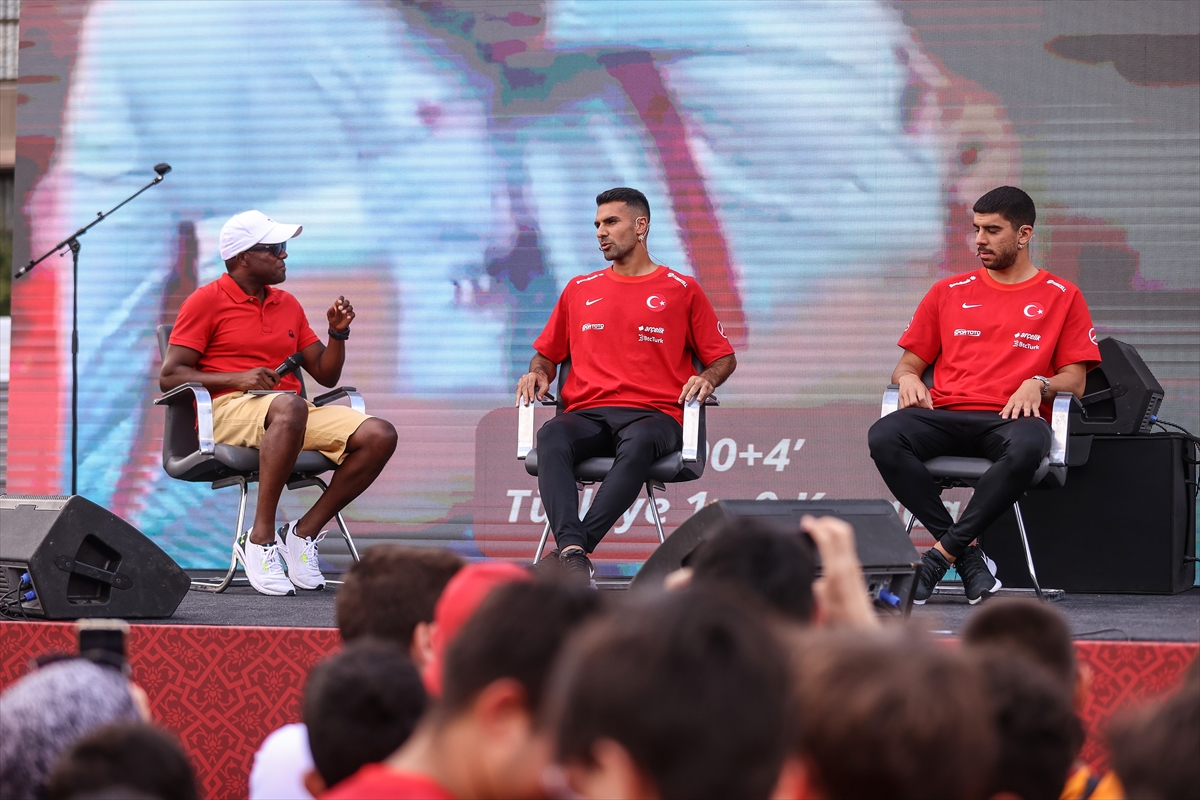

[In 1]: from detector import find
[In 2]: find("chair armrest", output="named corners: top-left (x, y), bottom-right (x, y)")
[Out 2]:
top-left (881, 384), bottom-right (900, 417)
top-left (1049, 392), bottom-right (1073, 466)
top-left (516, 393), bottom-right (558, 459)
top-left (682, 398), bottom-right (702, 461)
top-left (313, 387), bottom-right (365, 414)
top-left (517, 398), bottom-right (535, 459)
top-left (154, 382), bottom-right (215, 455)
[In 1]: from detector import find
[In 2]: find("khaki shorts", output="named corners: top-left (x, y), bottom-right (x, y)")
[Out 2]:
top-left (211, 391), bottom-right (372, 465)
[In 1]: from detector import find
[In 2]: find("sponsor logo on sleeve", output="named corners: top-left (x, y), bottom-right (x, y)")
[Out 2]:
top-left (1088, 327), bottom-right (1098, 345)
top-left (717, 320), bottom-right (727, 339)
top-left (581, 323), bottom-right (605, 332)
top-left (666, 271), bottom-right (689, 288)
top-left (1046, 279), bottom-right (1067, 293)
top-left (949, 276), bottom-right (977, 288)
top-left (646, 294), bottom-right (666, 312)
top-left (1023, 302), bottom-right (1045, 319)
top-left (574, 273), bottom-right (602, 285)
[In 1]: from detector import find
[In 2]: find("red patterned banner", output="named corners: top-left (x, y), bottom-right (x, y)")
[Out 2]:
top-left (1, 622), bottom-right (1194, 798)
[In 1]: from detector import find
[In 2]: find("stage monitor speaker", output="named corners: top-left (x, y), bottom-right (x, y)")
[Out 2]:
top-left (1075, 338), bottom-right (1164, 435)
top-left (631, 499), bottom-right (920, 612)
top-left (979, 433), bottom-right (1196, 594)
top-left (0, 495), bottom-right (190, 619)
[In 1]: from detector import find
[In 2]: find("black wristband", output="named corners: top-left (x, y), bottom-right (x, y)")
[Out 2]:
top-left (328, 327), bottom-right (350, 341)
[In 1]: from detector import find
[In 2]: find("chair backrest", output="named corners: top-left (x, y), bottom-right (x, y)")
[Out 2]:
top-left (156, 323), bottom-right (308, 399)
top-left (921, 361), bottom-right (935, 388)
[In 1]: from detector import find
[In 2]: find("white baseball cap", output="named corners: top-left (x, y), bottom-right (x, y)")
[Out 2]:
top-left (218, 210), bottom-right (303, 261)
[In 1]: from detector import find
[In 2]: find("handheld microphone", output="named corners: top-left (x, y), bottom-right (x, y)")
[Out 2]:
top-left (274, 353), bottom-right (304, 382)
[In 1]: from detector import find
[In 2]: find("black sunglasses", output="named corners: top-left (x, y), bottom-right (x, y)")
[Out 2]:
top-left (246, 241), bottom-right (287, 257)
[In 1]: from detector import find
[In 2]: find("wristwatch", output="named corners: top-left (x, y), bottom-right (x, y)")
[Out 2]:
top-left (1032, 375), bottom-right (1051, 396)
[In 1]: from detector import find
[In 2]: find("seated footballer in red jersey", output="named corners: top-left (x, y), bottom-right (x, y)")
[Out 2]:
top-left (868, 187), bottom-right (1100, 605)
top-left (515, 188), bottom-right (737, 582)
top-left (160, 210), bottom-right (397, 596)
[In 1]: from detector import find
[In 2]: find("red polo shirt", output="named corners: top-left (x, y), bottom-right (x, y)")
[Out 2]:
top-left (169, 273), bottom-right (319, 398)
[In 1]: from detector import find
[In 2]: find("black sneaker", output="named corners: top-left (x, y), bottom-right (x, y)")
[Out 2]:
top-left (956, 545), bottom-right (1002, 605)
top-left (912, 547), bottom-right (952, 605)
top-left (558, 548), bottom-right (595, 588)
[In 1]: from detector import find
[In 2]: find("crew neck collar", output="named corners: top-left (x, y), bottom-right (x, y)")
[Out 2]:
top-left (978, 267), bottom-right (1045, 291)
top-left (604, 265), bottom-right (664, 284)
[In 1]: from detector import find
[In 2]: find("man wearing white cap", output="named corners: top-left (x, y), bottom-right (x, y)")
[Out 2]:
top-left (160, 211), bottom-right (398, 596)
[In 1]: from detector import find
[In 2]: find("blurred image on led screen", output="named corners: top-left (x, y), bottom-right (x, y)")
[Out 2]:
top-left (12, 1), bottom-right (1198, 570)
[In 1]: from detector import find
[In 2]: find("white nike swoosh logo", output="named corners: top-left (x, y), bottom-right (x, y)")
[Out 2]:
top-left (962, 303), bottom-right (982, 309)
top-left (586, 298), bottom-right (603, 306)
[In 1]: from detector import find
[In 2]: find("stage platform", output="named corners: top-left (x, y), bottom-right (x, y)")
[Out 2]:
top-left (172, 573), bottom-right (1200, 641)
top-left (1, 582), bottom-right (1196, 800)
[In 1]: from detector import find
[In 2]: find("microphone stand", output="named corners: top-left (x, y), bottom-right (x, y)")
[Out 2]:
top-left (15, 164), bottom-right (172, 496)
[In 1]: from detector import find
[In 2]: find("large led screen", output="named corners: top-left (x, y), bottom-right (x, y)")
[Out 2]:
top-left (11, 1), bottom-right (1199, 573)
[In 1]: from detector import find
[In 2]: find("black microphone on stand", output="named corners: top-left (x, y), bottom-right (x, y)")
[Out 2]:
top-left (154, 163), bottom-right (172, 179)
top-left (274, 353), bottom-right (305, 383)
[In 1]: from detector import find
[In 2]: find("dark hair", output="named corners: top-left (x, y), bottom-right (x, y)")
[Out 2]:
top-left (973, 186), bottom-right (1036, 229)
top-left (976, 649), bottom-right (1084, 800)
top-left (302, 638), bottom-right (428, 787)
top-left (687, 518), bottom-right (817, 623)
top-left (961, 598), bottom-right (1077, 693)
top-left (596, 187), bottom-right (650, 221)
top-left (547, 589), bottom-right (791, 800)
top-left (336, 545), bottom-right (463, 646)
top-left (1108, 667), bottom-right (1200, 800)
top-left (440, 580), bottom-right (602, 717)
top-left (789, 628), bottom-right (997, 800)
top-left (44, 722), bottom-right (198, 800)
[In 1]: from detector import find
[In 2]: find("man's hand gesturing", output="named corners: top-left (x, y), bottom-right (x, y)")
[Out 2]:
top-left (327, 296), bottom-right (355, 333)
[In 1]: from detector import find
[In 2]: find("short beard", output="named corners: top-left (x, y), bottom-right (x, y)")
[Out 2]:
top-left (983, 247), bottom-right (1018, 271)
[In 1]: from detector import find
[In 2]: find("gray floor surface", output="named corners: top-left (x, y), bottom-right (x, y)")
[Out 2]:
top-left (154, 574), bottom-right (1200, 642)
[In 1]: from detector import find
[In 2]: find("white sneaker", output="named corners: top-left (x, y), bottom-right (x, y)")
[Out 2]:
top-left (235, 529), bottom-right (295, 596)
top-left (276, 521), bottom-right (327, 590)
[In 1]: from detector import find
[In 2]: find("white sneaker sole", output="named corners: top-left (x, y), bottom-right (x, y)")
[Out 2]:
top-left (235, 536), bottom-right (296, 596)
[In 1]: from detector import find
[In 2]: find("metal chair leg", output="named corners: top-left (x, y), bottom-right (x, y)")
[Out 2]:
top-left (532, 520), bottom-right (552, 565)
top-left (307, 475), bottom-right (361, 563)
top-left (190, 476), bottom-right (250, 593)
top-left (645, 482), bottom-right (666, 544)
top-left (1012, 501), bottom-right (1045, 600)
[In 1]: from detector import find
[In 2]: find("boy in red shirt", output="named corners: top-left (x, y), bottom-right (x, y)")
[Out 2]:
top-left (868, 187), bottom-right (1100, 605)
top-left (515, 188), bottom-right (737, 582)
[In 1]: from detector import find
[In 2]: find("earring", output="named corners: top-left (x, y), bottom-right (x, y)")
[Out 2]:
top-left (639, 235), bottom-right (645, 241)
top-left (1018, 243), bottom-right (1024, 249)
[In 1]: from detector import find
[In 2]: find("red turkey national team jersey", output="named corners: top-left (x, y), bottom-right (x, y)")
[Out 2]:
top-left (534, 265), bottom-right (735, 424)
top-left (899, 268), bottom-right (1100, 415)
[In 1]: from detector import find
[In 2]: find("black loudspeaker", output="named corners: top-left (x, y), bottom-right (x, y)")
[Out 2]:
top-left (0, 495), bottom-right (190, 619)
top-left (631, 499), bottom-right (920, 611)
top-left (980, 433), bottom-right (1196, 594)
top-left (1075, 338), bottom-right (1164, 435)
